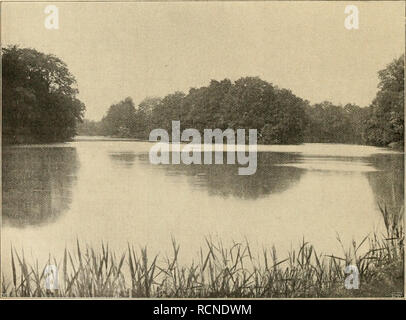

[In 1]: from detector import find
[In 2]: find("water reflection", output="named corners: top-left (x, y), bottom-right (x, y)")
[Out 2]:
top-left (2, 143), bottom-right (404, 233)
top-left (135, 152), bottom-right (305, 199)
top-left (2, 147), bottom-right (79, 227)
top-left (366, 153), bottom-right (404, 214)
top-left (1, 142), bottom-right (404, 276)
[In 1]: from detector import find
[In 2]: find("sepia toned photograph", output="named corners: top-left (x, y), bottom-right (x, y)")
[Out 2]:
top-left (0, 1), bottom-right (404, 300)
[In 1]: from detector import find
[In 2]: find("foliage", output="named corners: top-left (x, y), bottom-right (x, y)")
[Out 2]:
top-left (4, 45), bottom-right (403, 148)
top-left (76, 119), bottom-right (103, 136)
top-left (97, 77), bottom-right (309, 144)
top-left (303, 102), bottom-right (368, 144)
top-left (90, 55), bottom-right (404, 147)
top-left (99, 97), bottom-right (137, 138)
top-left (2, 46), bottom-right (85, 144)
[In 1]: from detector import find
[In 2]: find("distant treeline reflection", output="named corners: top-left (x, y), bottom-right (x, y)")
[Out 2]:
top-left (2, 148), bottom-right (404, 228)
top-left (127, 152), bottom-right (404, 206)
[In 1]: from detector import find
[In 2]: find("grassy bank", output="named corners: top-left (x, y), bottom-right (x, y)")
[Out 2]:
top-left (2, 205), bottom-right (403, 298)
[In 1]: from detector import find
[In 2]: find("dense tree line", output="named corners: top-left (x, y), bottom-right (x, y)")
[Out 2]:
top-left (303, 51), bottom-right (403, 147)
top-left (2, 46), bottom-right (85, 144)
top-left (82, 54), bottom-right (403, 148)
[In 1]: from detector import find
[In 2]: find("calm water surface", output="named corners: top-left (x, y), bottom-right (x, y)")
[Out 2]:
top-left (2, 139), bottom-right (404, 270)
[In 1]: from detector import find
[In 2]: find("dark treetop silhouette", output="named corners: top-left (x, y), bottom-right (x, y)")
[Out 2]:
top-left (2, 46), bottom-right (403, 148)
top-left (80, 55), bottom-right (404, 148)
top-left (2, 46), bottom-right (85, 144)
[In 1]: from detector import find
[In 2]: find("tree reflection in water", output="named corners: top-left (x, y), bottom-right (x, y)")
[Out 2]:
top-left (2, 147), bottom-right (79, 227)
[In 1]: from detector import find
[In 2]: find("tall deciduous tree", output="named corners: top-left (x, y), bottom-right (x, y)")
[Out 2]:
top-left (2, 45), bottom-right (85, 144)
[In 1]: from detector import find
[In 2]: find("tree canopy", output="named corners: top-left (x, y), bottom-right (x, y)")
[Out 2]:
top-left (303, 102), bottom-right (366, 144)
top-left (2, 46), bottom-right (85, 144)
top-left (362, 55), bottom-right (404, 146)
top-left (97, 77), bottom-right (309, 144)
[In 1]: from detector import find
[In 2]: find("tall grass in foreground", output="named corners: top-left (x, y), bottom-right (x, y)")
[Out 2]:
top-left (2, 205), bottom-right (403, 298)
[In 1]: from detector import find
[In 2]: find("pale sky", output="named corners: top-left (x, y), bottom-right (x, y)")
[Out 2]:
top-left (2, 1), bottom-right (405, 120)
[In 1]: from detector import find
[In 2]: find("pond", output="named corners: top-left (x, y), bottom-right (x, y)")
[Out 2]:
top-left (2, 139), bottom-right (404, 270)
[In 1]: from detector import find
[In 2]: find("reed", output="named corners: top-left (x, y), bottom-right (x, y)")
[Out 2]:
top-left (2, 205), bottom-right (403, 298)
